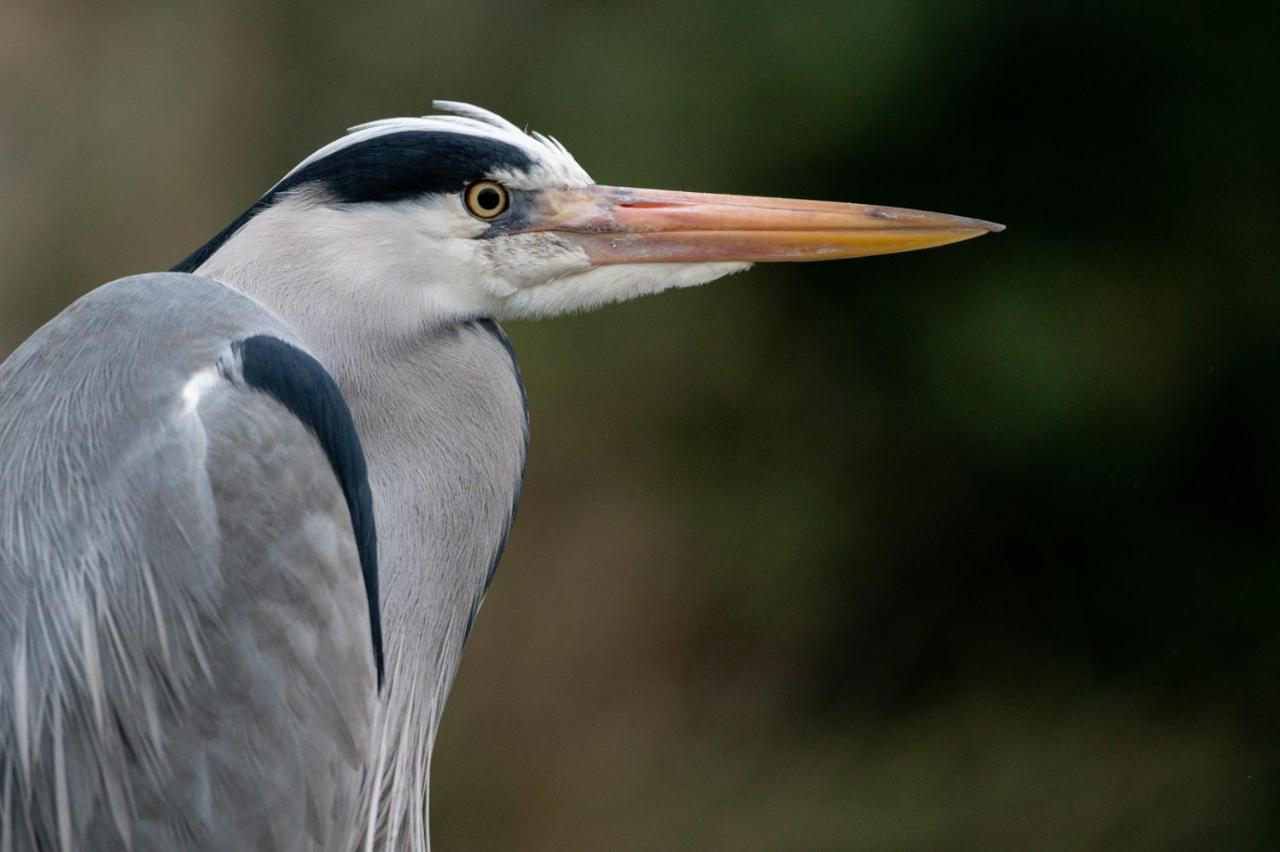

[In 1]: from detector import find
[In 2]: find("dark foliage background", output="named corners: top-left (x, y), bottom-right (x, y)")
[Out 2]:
top-left (2, 1), bottom-right (1277, 847)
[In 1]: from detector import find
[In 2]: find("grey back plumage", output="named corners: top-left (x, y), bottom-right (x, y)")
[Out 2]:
top-left (0, 273), bottom-right (377, 850)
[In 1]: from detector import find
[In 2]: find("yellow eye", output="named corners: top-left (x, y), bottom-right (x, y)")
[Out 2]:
top-left (464, 180), bottom-right (510, 219)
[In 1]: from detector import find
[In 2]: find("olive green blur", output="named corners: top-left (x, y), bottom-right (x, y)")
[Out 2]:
top-left (2, 1), bottom-right (1277, 848)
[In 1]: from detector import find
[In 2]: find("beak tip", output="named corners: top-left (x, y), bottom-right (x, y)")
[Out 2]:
top-left (961, 216), bottom-right (1004, 234)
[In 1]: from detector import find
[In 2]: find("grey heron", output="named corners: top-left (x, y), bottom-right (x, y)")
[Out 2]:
top-left (0, 102), bottom-right (1002, 851)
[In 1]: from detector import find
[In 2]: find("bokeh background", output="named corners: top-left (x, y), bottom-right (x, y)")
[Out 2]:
top-left (3, 1), bottom-right (1278, 847)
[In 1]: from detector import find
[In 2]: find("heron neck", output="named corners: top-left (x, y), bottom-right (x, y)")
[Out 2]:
top-left (330, 322), bottom-right (529, 849)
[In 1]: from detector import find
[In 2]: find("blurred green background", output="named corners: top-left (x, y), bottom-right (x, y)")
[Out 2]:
top-left (3, 1), bottom-right (1278, 847)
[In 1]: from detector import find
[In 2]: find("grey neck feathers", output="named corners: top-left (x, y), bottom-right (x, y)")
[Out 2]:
top-left (198, 254), bottom-right (528, 850)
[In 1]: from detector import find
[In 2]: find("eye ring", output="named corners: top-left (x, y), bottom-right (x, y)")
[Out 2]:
top-left (464, 180), bottom-right (510, 219)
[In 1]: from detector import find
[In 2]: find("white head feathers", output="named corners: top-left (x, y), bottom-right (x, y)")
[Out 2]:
top-left (276, 101), bottom-right (593, 192)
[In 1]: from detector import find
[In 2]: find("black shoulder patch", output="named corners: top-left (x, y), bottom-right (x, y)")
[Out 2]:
top-left (233, 335), bottom-right (383, 685)
top-left (173, 130), bottom-right (535, 273)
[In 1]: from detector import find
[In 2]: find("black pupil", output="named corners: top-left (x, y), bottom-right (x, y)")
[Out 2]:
top-left (476, 186), bottom-right (502, 211)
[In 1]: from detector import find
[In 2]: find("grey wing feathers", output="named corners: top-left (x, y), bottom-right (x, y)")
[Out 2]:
top-left (0, 273), bottom-right (376, 851)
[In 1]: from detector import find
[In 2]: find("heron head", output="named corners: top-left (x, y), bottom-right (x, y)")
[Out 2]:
top-left (185, 102), bottom-right (1001, 340)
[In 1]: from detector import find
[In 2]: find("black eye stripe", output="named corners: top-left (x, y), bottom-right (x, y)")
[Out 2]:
top-left (171, 131), bottom-right (535, 271)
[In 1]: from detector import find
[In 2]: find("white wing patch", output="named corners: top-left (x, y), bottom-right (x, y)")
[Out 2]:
top-left (180, 366), bottom-right (223, 416)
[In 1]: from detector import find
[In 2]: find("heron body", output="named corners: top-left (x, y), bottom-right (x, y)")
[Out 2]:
top-left (0, 276), bottom-right (378, 850)
top-left (0, 103), bottom-right (1000, 850)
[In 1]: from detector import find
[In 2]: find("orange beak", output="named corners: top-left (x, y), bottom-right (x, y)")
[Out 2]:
top-left (524, 185), bottom-right (1003, 264)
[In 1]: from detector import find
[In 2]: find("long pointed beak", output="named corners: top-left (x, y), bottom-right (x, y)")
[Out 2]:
top-left (525, 185), bottom-right (1003, 265)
